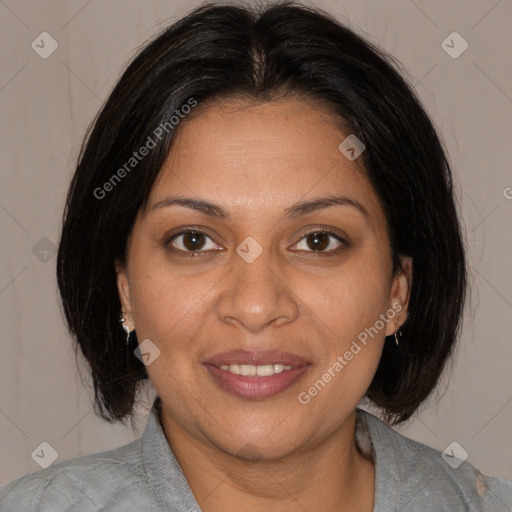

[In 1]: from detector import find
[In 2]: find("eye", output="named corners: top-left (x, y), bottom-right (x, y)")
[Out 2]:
top-left (167, 230), bottom-right (222, 255)
top-left (293, 230), bottom-right (346, 254)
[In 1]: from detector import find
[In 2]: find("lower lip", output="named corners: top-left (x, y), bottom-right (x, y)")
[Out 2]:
top-left (205, 364), bottom-right (310, 399)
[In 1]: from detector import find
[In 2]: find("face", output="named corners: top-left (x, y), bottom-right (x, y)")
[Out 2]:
top-left (116, 98), bottom-right (411, 461)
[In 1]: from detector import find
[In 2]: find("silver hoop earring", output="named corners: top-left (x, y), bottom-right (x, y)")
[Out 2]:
top-left (394, 328), bottom-right (402, 346)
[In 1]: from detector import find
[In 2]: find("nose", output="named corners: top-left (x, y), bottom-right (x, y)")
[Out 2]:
top-left (215, 247), bottom-right (299, 333)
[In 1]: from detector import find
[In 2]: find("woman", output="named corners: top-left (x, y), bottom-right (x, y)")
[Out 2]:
top-left (1, 1), bottom-right (510, 511)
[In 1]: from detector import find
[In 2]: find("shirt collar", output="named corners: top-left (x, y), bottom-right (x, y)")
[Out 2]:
top-left (357, 407), bottom-right (437, 512)
top-left (142, 398), bottom-right (401, 512)
top-left (142, 397), bottom-right (203, 511)
top-left (356, 407), bottom-right (398, 512)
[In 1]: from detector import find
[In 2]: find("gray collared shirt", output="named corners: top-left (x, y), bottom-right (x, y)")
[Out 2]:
top-left (1, 399), bottom-right (511, 511)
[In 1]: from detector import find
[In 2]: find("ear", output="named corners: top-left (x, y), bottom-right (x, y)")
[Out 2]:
top-left (115, 258), bottom-right (132, 314)
top-left (385, 255), bottom-right (413, 336)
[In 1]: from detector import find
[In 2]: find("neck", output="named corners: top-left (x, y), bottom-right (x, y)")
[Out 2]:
top-left (159, 407), bottom-right (375, 512)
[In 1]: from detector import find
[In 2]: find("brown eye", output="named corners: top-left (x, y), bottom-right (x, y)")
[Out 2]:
top-left (306, 232), bottom-right (330, 251)
top-left (182, 232), bottom-right (206, 250)
top-left (168, 230), bottom-right (220, 254)
top-left (294, 231), bottom-right (345, 253)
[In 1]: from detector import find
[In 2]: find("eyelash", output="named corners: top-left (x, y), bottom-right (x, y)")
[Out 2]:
top-left (165, 228), bottom-right (347, 257)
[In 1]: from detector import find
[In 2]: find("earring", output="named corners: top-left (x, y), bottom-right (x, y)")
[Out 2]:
top-left (394, 328), bottom-right (402, 346)
top-left (119, 310), bottom-right (134, 345)
top-left (119, 311), bottom-right (135, 368)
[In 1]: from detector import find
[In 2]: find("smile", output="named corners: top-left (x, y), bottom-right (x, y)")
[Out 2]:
top-left (205, 363), bottom-right (310, 399)
top-left (218, 363), bottom-right (294, 376)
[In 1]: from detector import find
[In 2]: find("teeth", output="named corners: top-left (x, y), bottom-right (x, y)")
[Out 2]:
top-left (218, 363), bottom-right (294, 376)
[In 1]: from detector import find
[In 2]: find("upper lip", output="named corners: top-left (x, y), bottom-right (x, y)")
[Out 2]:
top-left (204, 349), bottom-right (309, 368)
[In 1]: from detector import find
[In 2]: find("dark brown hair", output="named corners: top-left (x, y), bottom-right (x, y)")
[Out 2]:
top-left (56, 1), bottom-right (467, 426)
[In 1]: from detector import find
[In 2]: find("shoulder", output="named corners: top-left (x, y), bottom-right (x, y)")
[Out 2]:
top-left (357, 408), bottom-right (512, 511)
top-left (0, 438), bottom-right (158, 511)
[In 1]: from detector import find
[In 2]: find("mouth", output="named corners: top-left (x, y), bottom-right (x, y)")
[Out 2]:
top-left (217, 363), bottom-right (295, 376)
top-left (203, 350), bottom-right (310, 399)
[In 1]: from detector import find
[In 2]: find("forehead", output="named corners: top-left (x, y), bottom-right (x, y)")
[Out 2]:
top-left (146, 98), bottom-right (384, 229)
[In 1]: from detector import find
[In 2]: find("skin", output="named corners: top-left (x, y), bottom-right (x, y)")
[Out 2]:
top-left (116, 98), bottom-right (412, 512)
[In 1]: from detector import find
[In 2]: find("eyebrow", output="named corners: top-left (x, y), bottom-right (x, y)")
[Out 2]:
top-left (150, 195), bottom-right (369, 219)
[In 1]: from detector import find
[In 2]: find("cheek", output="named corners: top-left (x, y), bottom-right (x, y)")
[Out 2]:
top-left (129, 256), bottom-right (218, 353)
top-left (129, 268), bottom-right (215, 406)
top-left (296, 256), bottom-right (391, 342)
top-left (133, 287), bottom-right (195, 334)
top-left (296, 283), bottom-right (388, 413)
top-left (293, 255), bottom-right (391, 397)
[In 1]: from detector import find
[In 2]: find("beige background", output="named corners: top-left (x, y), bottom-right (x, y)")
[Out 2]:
top-left (1, 0), bottom-right (511, 485)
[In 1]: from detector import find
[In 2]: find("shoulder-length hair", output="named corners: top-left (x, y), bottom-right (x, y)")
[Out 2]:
top-left (56, 1), bottom-right (466, 426)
